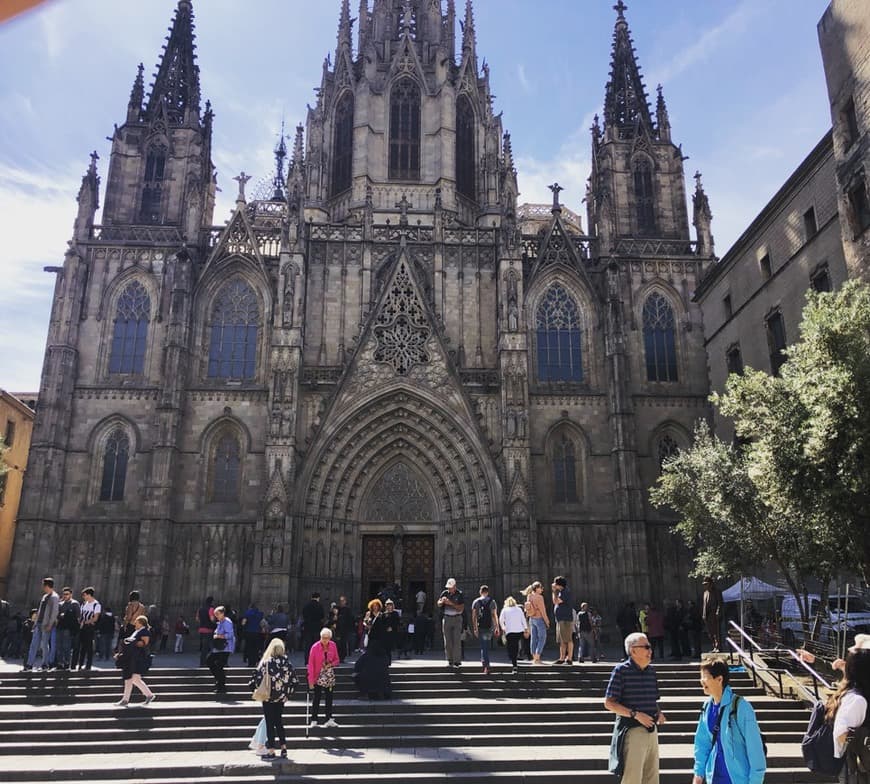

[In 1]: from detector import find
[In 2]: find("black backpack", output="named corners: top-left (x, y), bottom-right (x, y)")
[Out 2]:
top-left (802, 700), bottom-right (845, 776)
top-left (476, 597), bottom-right (493, 629)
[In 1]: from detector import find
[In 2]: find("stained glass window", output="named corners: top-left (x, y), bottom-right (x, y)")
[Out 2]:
top-left (331, 92), bottom-right (354, 196)
top-left (658, 434), bottom-right (679, 471)
top-left (109, 281), bottom-right (150, 374)
top-left (634, 158), bottom-right (655, 236)
top-left (207, 280), bottom-right (259, 379)
top-left (536, 285), bottom-right (583, 382)
top-left (389, 78), bottom-right (421, 180)
top-left (642, 292), bottom-right (678, 382)
top-left (456, 95), bottom-right (475, 199)
top-left (553, 434), bottom-right (578, 503)
top-left (99, 429), bottom-right (129, 502)
top-left (211, 434), bottom-right (241, 503)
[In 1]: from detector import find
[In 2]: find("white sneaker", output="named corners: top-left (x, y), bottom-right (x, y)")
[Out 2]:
top-left (322, 718), bottom-right (339, 728)
top-left (309, 719), bottom-right (319, 728)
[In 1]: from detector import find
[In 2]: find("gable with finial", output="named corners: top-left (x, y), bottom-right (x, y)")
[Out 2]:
top-left (388, 32), bottom-right (427, 87)
top-left (631, 122), bottom-right (654, 159)
top-left (264, 465), bottom-right (289, 509)
top-left (333, 46), bottom-right (356, 93)
top-left (201, 204), bottom-right (267, 281)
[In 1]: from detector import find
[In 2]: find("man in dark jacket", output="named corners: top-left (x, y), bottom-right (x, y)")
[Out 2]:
top-left (301, 593), bottom-right (325, 664)
top-left (55, 587), bottom-right (80, 670)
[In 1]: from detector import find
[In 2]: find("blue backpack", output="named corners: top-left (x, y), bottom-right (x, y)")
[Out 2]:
top-left (802, 700), bottom-right (844, 776)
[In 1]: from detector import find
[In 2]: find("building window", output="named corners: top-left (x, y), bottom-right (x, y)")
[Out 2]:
top-left (658, 434), bottom-right (679, 472)
top-left (810, 264), bottom-right (832, 293)
top-left (803, 206), bottom-right (817, 241)
top-left (726, 344), bottom-right (744, 376)
top-left (331, 92), bottom-right (354, 196)
top-left (842, 97), bottom-right (860, 149)
top-left (139, 146), bottom-right (166, 224)
top-left (0, 474), bottom-right (6, 506)
top-left (4, 419), bottom-right (14, 448)
top-left (389, 78), bottom-right (421, 180)
top-left (535, 284), bottom-right (583, 382)
top-left (633, 158), bottom-right (656, 235)
top-left (553, 434), bottom-right (579, 504)
top-left (723, 294), bottom-right (733, 320)
top-left (456, 95), bottom-right (475, 200)
top-left (849, 180), bottom-right (870, 236)
top-left (207, 280), bottom-right (259, 380)
top-left (99, 429), bottom-right (129, 502)
top-left (758, 253), bottom-right (772, 280)
top-left (108, 281), bottom-right (150, 374)
top-left (642, 292), bottom-right (678, 382)
top-left (210, 433), bottom-right (241, 503)
top-left (766, 310), bottom-right (787, 376)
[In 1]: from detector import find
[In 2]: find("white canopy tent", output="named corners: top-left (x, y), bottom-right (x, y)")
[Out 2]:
top-left (722, 576), bottom-right (785, 603)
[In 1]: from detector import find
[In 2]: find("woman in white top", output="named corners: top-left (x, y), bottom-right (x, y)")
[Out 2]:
top-left (828, 635), bottom-right (870, 783)
top-left (499, 596), bottom-right (529, 675)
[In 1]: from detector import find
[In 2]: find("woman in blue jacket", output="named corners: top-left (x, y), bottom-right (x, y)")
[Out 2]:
top-left (693, 659), bottom-right (766, 784)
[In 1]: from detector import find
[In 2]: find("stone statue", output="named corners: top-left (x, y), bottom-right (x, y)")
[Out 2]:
top-left (392, 526), bottom-right (404, 583)
top-left (283, 267), bottom-right (295, 326)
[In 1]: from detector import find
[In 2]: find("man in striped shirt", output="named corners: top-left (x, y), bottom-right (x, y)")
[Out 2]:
top-left (604, 632), bottom-right (667, 784)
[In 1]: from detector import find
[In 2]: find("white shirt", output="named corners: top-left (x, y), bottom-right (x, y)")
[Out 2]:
top-left (80, 600), bottom-right (101, 626)
top-left (499, 605), bottom-right (528, 634)
top-left (834, 689), bottom-right (868, 757)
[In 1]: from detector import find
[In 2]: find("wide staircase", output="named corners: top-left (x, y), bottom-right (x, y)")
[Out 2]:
top-left (0, 660), bottom-right (828, 784)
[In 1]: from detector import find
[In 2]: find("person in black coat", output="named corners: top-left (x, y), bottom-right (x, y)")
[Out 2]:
top-left (301, 593), bottom-right (325, 664)
top-left (354, 599), bottom-right (392, 699)
top-left (114, 615), bottom-right (155, 706)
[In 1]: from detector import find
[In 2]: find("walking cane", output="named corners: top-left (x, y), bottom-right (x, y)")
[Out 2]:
top-left (305, 685), bottom-right (311, 739)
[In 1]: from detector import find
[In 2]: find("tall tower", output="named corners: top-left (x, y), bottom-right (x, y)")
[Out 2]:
top-left (303, 0), bottom-right (516, 227)
top-left (102, 0), bottom-right (215, 239)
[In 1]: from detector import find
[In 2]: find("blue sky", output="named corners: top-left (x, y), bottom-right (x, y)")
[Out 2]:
top-left (0, 0), bottom-right (832, 392)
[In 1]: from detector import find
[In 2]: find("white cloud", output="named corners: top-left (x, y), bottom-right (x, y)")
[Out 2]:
top-left (517, 63), bottom-right (533, 94)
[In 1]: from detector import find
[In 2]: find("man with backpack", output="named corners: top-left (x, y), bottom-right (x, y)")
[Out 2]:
top-left (576, 601), bottom-right (595, 663)
top-left (470, 585), bottom-right (499, 675)
top-left (196, 596), bottom-right (216, 667)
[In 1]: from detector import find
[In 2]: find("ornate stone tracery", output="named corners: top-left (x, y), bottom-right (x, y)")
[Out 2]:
top-left (365, 462), bottom-right (434, 522)
top-left (373, 260), bottom-right (431, 375)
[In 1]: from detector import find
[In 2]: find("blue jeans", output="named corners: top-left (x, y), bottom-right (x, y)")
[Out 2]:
top-left (56, 628), bottom-right (76, 667)
top-left (27, 626), bottom-right (55, 668)
top-left (478, 630), bottom-right (493, 667)
top-left (529, 618), bottom-right (547, 656)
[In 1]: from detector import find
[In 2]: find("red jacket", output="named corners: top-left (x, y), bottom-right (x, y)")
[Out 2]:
top-left (307, 639), bottom-right (340, 687)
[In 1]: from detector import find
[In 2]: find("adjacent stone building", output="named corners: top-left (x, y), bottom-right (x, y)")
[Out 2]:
top-left (10, 0), bottom-right (715, 619)
top-left (693, 132), bottom-right (849, 440)
top-left (818, 0), bottom-right (870, 281)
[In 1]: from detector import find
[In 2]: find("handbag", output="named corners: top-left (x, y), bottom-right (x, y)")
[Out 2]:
top-left (316, 661), bottom-right (336, 689)
top-left (252, 665), bottom-right (271, 701)
top-left (212, 636), bottom-right (228, 651)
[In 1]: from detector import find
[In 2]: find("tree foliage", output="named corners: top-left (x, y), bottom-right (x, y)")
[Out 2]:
top-left (651, 281), bottom-right (870, 632)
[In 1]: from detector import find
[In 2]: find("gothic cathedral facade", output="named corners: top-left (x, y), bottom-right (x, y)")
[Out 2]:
top-left (10, 0), bottom-right (716, 619)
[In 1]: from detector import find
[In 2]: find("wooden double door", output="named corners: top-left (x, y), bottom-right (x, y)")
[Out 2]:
top-left (361, 534), bottom-right (434, 613)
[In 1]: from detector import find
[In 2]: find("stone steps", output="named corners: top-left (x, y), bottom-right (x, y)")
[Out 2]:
top-left (0, 661), bottom-right (825, 783)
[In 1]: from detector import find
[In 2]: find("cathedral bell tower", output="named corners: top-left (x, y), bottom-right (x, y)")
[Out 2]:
top-left (587, 1), bottom-right (690, 253)
top-left (101, 0), bottom-right (215, 241)
top-left (303, 0), bottom-right (515, 227)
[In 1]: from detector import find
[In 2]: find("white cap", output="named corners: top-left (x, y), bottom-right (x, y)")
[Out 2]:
top-left (445, 578), bottom-right (457, 588)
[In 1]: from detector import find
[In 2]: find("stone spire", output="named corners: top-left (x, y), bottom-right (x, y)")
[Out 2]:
top-left (73, 151), bottom-right (100, 242)
top-left (603, 1), bottom-right (653, 134)
top-left (461, 0), bottom-right (477, 60)
top-left (126, 63), bottom-right (144, 123)
top-left (337, 0), bottom-right (353, 53)
top-left (502, 131), bottom-right (515, 176)
top-left (656, 84), bottom-right (671, 142)
top-left (272, 121), bottom-right (288, 201)
top-left (144, 0), bottom-right (201, 124)
top-left (445, 0), bottom-right (456, 61)
top-left (358, 0), bottom-right (370, 51)
top-left (692, 171), bottom-right (714, 258)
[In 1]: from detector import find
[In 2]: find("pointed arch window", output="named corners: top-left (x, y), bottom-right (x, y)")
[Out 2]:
top-left (210, 433), bottom-right (241, 503)
top-left (139, 145), bottom-right (166, 224)
top-left (331, 91), bottom-right (354, 196)
top-left (207, 280), bottom-right (259, 379)
top-left (536, 284), bottom-right (583, 382)
top-left (657, 434), bottom-right (679, 472)
top-left (553, 434), bottom-right (579, 504)
top-left (109, 281), bottom-right (150, 374)
top-left (643, 292), bottom-right (678, 382)
top-left (633, 158), bottom-right (655, 235)
top-left (99, 429), bottom-right (129, 502)
top-left (456, 95), bottom-right (475, 199)
top-left (389, 78), bottom-right (421, 180)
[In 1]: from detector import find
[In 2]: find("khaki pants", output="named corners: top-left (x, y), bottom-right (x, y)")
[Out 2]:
top-left (442, 614), bottom-right (463, 665)
top-left (621, 725), bottom-right (659, 784)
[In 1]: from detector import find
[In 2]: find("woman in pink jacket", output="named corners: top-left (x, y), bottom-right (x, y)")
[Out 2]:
top-left (307, 627), bottom-right (341, 729)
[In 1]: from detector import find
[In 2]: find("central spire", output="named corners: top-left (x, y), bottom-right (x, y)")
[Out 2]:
top-left (603, 0), bottom-right (652, 133)
top-left (144, 0), bottom-right (201, 124)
